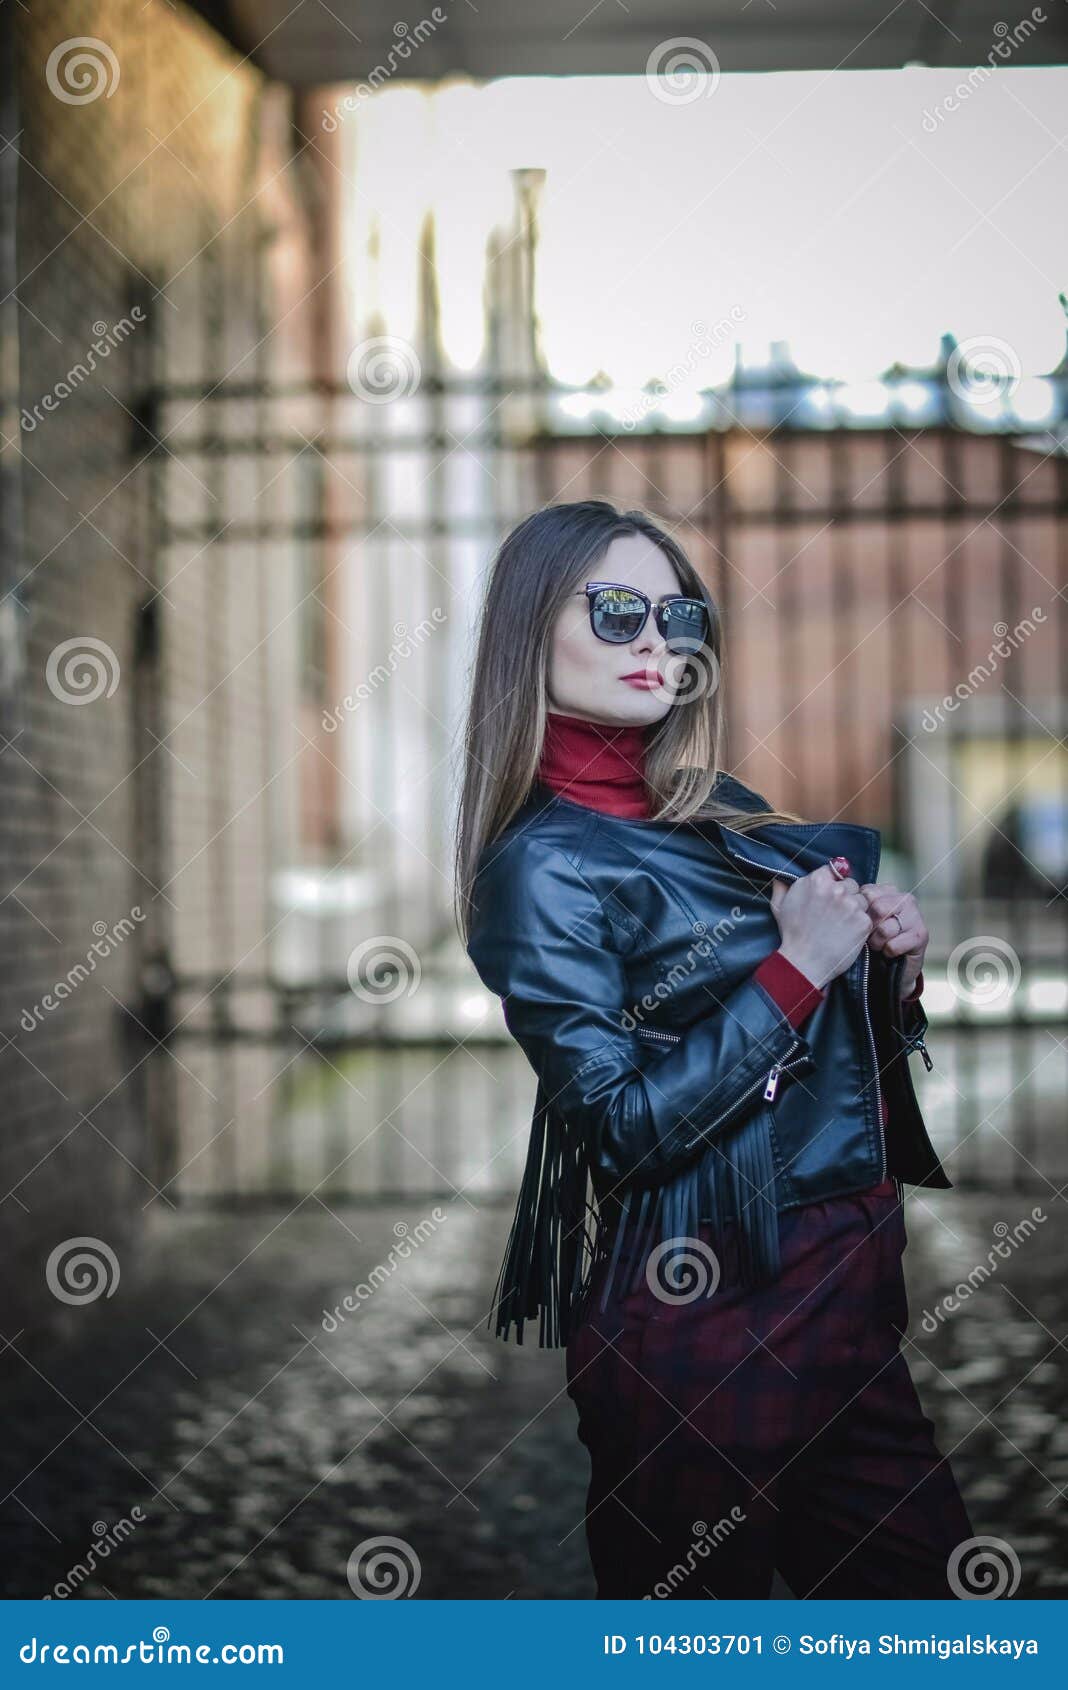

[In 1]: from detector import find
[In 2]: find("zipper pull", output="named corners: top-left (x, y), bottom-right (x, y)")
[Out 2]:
top-left (763, 1065), bottom-right (781, 1102)
top-left (916, 1038), bottom-right (933, 1071)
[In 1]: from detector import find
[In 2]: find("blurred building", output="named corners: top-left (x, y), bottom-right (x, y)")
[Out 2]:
top-left (1, 0), bottom-right (339, 1331)
top-left (2, 0), bottom-right (1067, 1349)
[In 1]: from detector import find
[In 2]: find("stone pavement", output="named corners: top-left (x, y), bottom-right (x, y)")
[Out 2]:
top-left (1, 1188), bottom-right (1064, 1599)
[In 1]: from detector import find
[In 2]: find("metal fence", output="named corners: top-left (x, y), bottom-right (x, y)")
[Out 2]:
top-left (148, 369), bottom-right (1068, 1205)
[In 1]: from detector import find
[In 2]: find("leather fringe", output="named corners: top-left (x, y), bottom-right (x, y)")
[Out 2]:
top-left (488, 1077), bottom-right (611, 1347)
top-left (488, 1083), bottom-right (783, 1348)
top-left (610, 1101), bottom-right (782, 1302)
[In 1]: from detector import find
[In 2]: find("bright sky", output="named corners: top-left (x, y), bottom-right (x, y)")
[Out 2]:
top-left (338, 67), bottom-right (1068, 387)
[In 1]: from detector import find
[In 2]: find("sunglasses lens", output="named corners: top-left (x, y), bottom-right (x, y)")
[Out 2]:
top-left (590, 588), bottom-right (647, 643)
top-left (661, 600), bottom-right (709, 652)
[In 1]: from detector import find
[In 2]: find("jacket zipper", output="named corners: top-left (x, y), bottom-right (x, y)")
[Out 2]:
top-left (883, 956), bottom-right (948, 1188)
top-left (686, 1034), bottom-right (808, 1149)
top-left (905, 1028), bottom-right (934, 1070)
top-left (860, 941), bottom-right (887, 1182)
top-left (725, 843), bottom-right (886, 1180)
top-left (762, 1043), bottom-right (811, 1100)
top-left (637, 1022), bottom-right (807, 1115)
top-left (894, 984), bottom-right (934, 1069)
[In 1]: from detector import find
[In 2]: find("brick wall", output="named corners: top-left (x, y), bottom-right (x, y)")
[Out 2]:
top-left (0, 0), bottom-right (323, 1340)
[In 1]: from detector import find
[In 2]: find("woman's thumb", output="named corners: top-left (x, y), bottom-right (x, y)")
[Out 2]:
top-left (769, 875), bottom-right (789, 916)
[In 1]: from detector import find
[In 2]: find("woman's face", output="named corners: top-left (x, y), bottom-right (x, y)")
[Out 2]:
top-left (547, 532), bottom-right (692, 727)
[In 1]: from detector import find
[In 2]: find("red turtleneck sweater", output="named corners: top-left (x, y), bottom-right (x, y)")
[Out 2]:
top-left (537, 709), bottom-right (652, 818)
top-left (536, 710), bottom-right (923, 1131)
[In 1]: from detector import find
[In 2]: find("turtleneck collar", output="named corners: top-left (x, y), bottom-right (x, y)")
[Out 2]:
top-left (535, 710), bottom-right (652, 819)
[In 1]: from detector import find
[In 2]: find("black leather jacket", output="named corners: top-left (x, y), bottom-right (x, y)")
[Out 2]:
top-left (466, 771), bottom-right (947, 1346)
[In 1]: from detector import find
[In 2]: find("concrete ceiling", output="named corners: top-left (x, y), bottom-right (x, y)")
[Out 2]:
top-left (188, 1), bottom-right (1068, 86)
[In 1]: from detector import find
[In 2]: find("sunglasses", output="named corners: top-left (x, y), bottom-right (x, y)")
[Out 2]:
top-left (574, 581), bottom-right (710, 652)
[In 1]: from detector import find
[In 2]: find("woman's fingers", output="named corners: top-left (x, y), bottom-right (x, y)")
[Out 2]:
top-left (859, 882), bottom-right (928, 957)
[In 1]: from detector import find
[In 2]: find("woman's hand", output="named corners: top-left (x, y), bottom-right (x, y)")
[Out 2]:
top-left (859, 881), bottom-right (928, 997)
top-left (769, 865), bottom-right (874, 990)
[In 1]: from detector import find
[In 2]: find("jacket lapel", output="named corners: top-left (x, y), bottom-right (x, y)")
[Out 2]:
top-left (526, 770), bottom-right (883, 885)
top-left (707, 769), bottom-right (882, 885)
top-left (713, 816), bottom-right (882, 888)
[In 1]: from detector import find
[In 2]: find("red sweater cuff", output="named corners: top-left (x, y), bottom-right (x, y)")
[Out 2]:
top-left (753, 949), bottom-right (825, 1030)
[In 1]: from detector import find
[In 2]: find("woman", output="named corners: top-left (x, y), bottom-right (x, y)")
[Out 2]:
top-left (455, 497), bottom-right (973, 1599)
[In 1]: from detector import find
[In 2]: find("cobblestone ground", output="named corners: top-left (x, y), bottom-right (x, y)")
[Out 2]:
top-left (2, 1189), bottom-right (1065, 1600)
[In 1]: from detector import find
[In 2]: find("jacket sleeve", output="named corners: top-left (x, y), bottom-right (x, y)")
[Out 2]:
top-left (466, 836), bottom-right (816, 1189)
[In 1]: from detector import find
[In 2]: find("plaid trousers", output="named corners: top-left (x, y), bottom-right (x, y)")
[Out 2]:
top-left (565, 1177), bottom-right (975, 1599)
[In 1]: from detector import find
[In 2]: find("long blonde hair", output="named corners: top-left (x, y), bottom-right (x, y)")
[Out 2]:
top-left (454, 497), bottom-right (805, 945)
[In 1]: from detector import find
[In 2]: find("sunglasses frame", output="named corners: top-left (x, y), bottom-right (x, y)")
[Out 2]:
top-left (574, 580), bottom-right (710, 650)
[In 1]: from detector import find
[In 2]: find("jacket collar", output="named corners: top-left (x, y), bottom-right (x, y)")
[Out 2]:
top-left (705, 770), bottom-right (881, 884)
top-left (526, 771), bottom-right (882, 887)
top-left (711, 814), bottom-right (882, 890)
